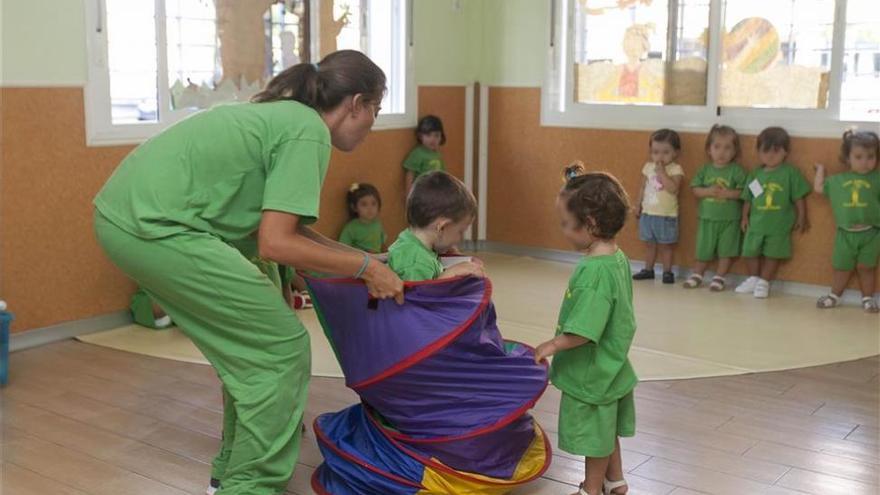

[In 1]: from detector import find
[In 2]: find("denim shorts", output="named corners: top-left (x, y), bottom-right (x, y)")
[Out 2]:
top-left (639, 214), bottom-right (679, 244)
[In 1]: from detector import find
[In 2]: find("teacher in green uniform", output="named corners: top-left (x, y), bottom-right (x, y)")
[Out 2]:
top-left (93, 50), bottom-right (404, 495)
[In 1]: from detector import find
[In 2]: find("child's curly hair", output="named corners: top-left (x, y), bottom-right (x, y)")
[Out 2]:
top-left (840, 129), bottom-right (880, 167)
top-left (560, 162), bottom-right (630, 240)
top-left (346, 183), bottom-right (381, 219)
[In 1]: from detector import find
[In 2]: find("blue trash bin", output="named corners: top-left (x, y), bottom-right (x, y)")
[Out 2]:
top-left (1, 308), bottom-right (13, 386)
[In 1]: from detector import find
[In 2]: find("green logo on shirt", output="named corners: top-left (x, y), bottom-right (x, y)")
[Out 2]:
top-left (842, 179), bottom-right (871, 208)
top-left (757, 183), bottom-right (783, 211)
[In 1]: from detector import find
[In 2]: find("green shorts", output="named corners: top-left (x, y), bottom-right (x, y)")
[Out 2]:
top-left (833, 227), bottom-right (880, 271)
top-left (696, 219), bottom-right (741, 261)
top-left (742, 231), bottom-right (792, 259)
top-left (558, 391), bottom-right (635, 458)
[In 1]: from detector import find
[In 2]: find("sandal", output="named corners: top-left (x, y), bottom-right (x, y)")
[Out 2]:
top-left (571, 483), bottom-right (595, 495)
top-left (604, 478), bottom-right (628, 495)
top-left (862, 297), bottom-right (879, 313)
top-left (708, 276), bottom-right (726, 292)
top-left (816, 294), bottom-right (840, 309)
top-left (682, 274), bottom-right (703, 289)
top-left (292, 291), bottom-right (313, 310)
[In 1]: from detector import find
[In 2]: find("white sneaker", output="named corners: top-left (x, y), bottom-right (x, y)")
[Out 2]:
top-left (735, 276), bottom-right (759, 294)
top-left (753, 279), bottom-right (770, 299)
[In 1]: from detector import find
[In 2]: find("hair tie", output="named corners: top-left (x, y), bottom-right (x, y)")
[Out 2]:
top-left (349, 183), bottom-right (360, 192)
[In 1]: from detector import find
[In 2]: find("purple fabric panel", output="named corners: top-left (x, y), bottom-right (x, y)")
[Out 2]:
top-left (305, 277), bottom-right (486, 385)
top-left (358, 309), bottom-right (547, 437)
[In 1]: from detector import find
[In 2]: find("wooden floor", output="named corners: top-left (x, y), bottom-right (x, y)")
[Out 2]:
top-left (2, 341), bottom-right (878, 495)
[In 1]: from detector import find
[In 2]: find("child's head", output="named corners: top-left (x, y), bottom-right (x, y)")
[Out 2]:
top-left (346, 182), bottom-right (381, 221)
top-left (705, 124), bottom-right (740, 166)
top-left (649, 128), bottom-right (681, 167)
top-left (558, 162), bottom-right (630, 251)
top-left (407, 171), bottom-right (476, 252)
top-left (756, 126), bottom-right (790, 168)
top-left (416, 115), bottom-right (446, 151)
top-left (840, 129), bottom-right (879, 174)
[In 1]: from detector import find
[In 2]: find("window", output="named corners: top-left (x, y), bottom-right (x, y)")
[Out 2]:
top-left (545, 0), bottom-right (880, 136)
top-left (85, 0), bottom-right (413, 146)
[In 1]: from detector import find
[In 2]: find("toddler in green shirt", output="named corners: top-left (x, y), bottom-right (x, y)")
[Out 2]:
top-left (534, 162), bottom-right (637, 495)
top-left (814, 130), bottom-right (880, 313)
top-left (403, 115), bottom-right (447, 197)
top-left (736, 127), bottom-right (811, 299)
top-left (683, 125), bottom-right (747, 291)
top-left (338, 183), bottom-right (387, 254)
top-left (388, 171), bottom-right (483, 281)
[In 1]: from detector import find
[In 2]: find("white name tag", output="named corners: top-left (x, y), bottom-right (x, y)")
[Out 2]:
top-left (749, 179), bottom-right (764, 198)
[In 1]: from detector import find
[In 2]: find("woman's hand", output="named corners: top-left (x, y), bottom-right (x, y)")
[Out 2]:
top-left (361, 259), bottom-right (404, 304)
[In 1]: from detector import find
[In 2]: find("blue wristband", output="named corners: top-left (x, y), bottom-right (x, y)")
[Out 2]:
top-left (354, 254), bottom-right (370, 279)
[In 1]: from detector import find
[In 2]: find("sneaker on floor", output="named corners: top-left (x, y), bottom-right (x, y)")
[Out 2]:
top-left (734, 276), bottom-right (760, 294)
top-left (662, 271), bottom-right (675, 284)
top-left (632, 268), bottom-right (655, 280)
top-left (206, 478), bottom-right (220, 495)
top-left (753, 279), bottom-right (770, 299)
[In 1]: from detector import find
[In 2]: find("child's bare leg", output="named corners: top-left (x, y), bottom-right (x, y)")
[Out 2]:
top-left (716, 257), bottom-right (734, 277)
top-left (830, 269), bottom-right (853, 296)
top-left (644, 243), bottom-right (658, 270)
top-left (856, 265), bottom-right (876, 298)
top-left (291, 273), bottom-right (308, 292)
top-left (745, 257), bottom-right (760, 277)
top-left (584, 455), bottom-right (611, 495)
top-left (691, 261), bottom-right (708, 277)
top-left (604, 438), bottom-right (627, 492)
top-left (760, 257), bottom-right (780, 281)
top-left (658, 244), bottom-right (675, 273)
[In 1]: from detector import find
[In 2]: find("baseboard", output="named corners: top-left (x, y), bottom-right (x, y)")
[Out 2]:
top-left (10, 310), bottom-right (131, 352)
top-left (473, 241), bottom-right (876, 305)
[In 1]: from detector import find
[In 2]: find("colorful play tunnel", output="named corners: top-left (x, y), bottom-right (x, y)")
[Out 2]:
top-left (303, 275), bottom-right (551, 494)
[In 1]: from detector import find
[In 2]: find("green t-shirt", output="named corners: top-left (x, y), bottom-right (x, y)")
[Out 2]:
top-left (387, 229), bottom-right (443, 281)
top-left (94, 101), bottom-right (332, 241)
top-left (690, 163), bottom-right (747, 221)
top-left (402, 146), bottom-right (445, 178)
top-left (741, 163), bottom-right (811, 234)
top-left (339, 219), bottom-right (387, 253)
top-left (824, 170), bottom-right (880, 229)
top-left (549, 249), bottom-right (638, 405)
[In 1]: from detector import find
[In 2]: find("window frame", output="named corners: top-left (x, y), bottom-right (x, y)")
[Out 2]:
top-left (542, 0), bottom-right (880, 138)
top-left (84, 0), bottom-right (416, 147)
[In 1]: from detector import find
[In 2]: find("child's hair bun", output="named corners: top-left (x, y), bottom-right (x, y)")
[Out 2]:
top-left (563, 161), bottom-right (586, 182)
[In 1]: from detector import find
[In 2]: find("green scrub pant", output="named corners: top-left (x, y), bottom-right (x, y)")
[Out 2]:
top-left (94, 211), bottom-right (311, 495)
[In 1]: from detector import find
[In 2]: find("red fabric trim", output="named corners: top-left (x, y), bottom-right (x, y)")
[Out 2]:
top-left (350, 278), bottom-right (493, 390)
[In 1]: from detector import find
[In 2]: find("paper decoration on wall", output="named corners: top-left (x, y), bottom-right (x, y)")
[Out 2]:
top-left (170, 77), bottom-right (262, 110)
top-left (720, 17), bottom-right (827, 108)
top-left (575, 22), bottom-right (707, 106)
top-left (319, 0), bottom-right (352, 58)
top-left (723, 17), bottom-right (781, 74)
top-left (215, 0), bottom-right (276, 87)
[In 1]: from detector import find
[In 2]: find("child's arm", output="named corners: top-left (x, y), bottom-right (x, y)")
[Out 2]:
top-left (740, 202), bottom-right (750, 232)
top-left (534, 333), bottom-right (590, 363)
top-left (719, 188), bottom-right (743, 200)
top-left (794, 198), bottom-right (809, 233)
top-left (438, 261), bottom-right (485, 279)
top-left (813, 164), bottom-right (826, 195)
top-left (634, 176), bottom-right (647, 217)
top-left (655, 164), bottom-right (683, 194)
top-left (404, 171), bottom-right (415, 198)
top-left (691, 186), bottom-right (717, 198)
